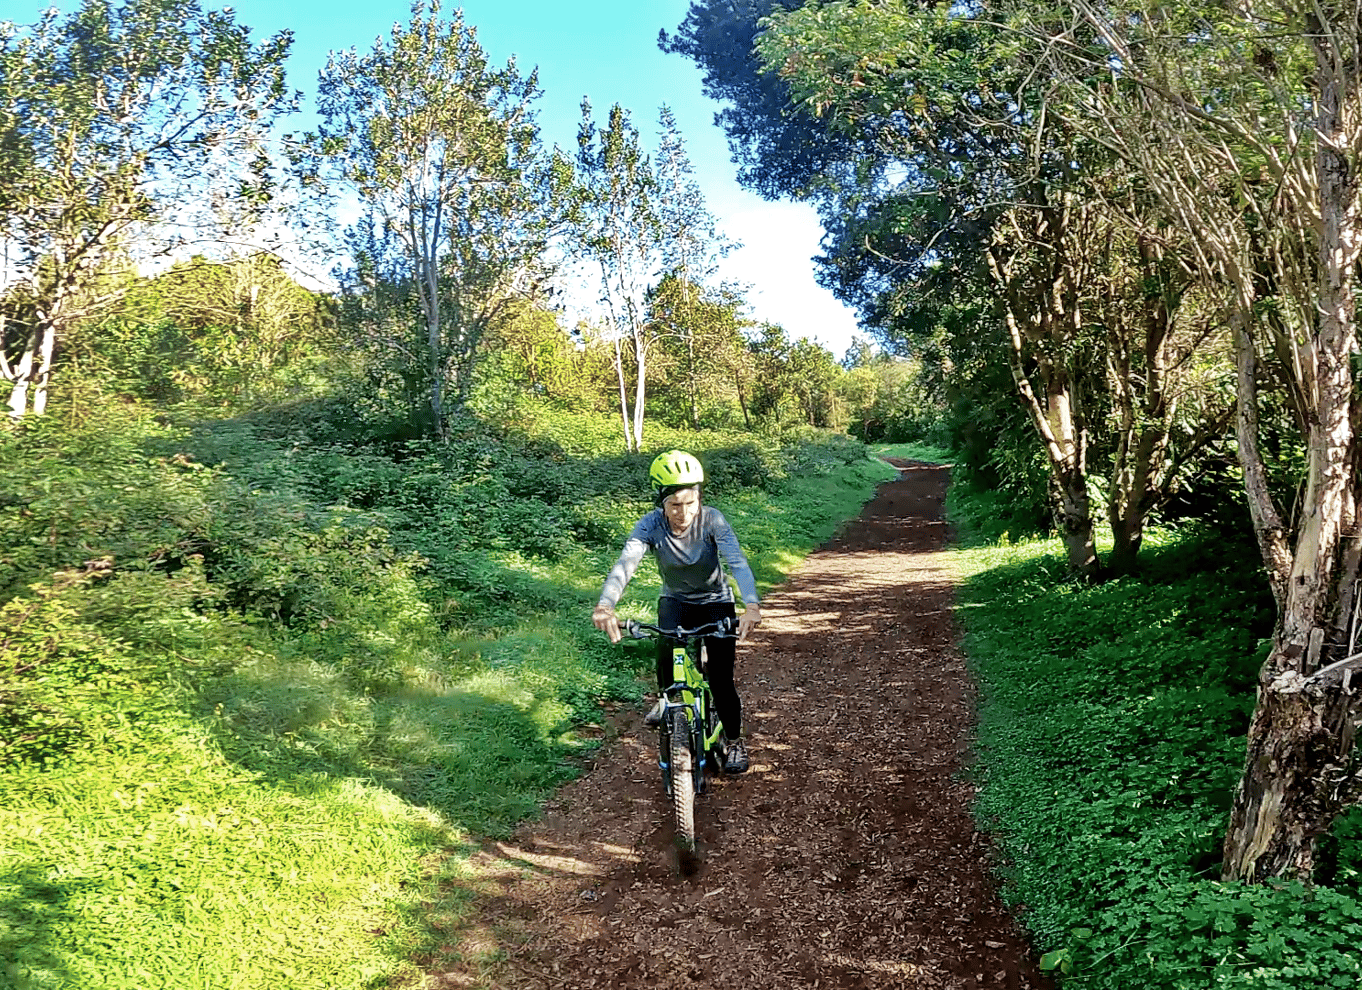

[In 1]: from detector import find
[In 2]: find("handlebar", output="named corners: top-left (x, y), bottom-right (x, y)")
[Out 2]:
top-left (623, 617), bottom-right (737, 640)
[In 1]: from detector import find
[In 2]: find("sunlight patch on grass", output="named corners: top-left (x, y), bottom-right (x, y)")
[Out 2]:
top-left (871, 441), bottom-right (953, 463)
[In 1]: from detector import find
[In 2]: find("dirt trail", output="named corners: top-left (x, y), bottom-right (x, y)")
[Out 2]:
top-left (440, 462), bottom-right (1051, 990)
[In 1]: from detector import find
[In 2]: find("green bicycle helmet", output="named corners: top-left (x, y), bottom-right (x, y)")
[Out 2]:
top-left (649, 449), bottom-right (705, 491)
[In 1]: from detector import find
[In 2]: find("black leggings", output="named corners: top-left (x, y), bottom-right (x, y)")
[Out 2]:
top-left (656, 597), bottom-right (742, 739)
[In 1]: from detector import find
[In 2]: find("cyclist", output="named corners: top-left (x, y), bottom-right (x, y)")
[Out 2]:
top-left (592, 449), bottom-right (762, 774)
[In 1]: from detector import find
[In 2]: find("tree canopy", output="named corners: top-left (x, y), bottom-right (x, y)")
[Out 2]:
top-left (0, 0), bottom-right (295, 416)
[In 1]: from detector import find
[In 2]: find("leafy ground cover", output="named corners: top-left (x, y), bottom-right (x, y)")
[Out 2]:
top-left (954, 518), bottom-right (1362, 989)
top-left (0, 402), bottom-right (894, 990)
top-left (870, 440), bottom-right (953, 464)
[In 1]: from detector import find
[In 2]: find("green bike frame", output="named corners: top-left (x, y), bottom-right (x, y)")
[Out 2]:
top-left (669, 642), bottom-right (724, 769)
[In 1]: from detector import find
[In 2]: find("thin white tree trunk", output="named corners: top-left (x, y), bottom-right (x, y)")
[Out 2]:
top-left (631, 327), bottom-right (646, 453)
top-left (31, 320), bottom-right (56, 416)
top-left (613, 335), bottom-right (635, 452)
top-left (5, 325), bottom-right (38, 419)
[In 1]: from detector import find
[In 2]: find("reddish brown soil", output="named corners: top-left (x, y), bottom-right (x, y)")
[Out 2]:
top-left (438, 462), bottom-right (1052, 990)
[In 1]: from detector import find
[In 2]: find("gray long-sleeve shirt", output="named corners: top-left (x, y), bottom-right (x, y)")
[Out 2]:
top-left (597, 505), bottom-right (760, 609)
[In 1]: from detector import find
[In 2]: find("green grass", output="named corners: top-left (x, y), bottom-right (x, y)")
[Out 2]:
top-left (871, 441), bottom-right (953, 463)
top-left (2, 726), bottom-right (450, 989)
top-left (954, 520), bottom-right (1362, 988)
top-left (1, 404), bottom-right (895, 990)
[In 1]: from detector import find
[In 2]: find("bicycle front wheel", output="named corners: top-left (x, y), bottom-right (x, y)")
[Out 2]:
top-left (667, 709), bottom-right (696, 861)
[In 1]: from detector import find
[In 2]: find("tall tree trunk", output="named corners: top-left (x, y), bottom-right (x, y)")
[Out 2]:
top-left (31, 318), bottom-right (55, 416)
top-left (1107, 514), bottom-right (1144, 578)
top-left (1223, 29), bottom-right (1362, 880)
top-left (9, 291), bottom-right (66, 418)
top-left (1108, 427), bottom-right (1165, 576)
top-left (987, 214), bottom-right (1103, 582)
top-left (427, 312), bottom-right (444, 437)
top-left (999, 300), bottom-right (1102, 582)
top-left (1054, 471), bottom-right (1100, 578)
top-left (735, 368), bottom-right (751, 430)
top-left (1106, 235), bottom-right (1178, 577)
top-left (686, 329), bottom-right (699, 429)
top-left (631, 327), bottom-right (647, 452)
top-left (4, 322), bottom-right (40, 419)
top-left (612, 336), bottom-right (635, 453)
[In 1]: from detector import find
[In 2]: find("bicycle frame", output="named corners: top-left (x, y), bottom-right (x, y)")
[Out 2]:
top-left (662, 636), bottom-right (725, 773)
top-left (621, 617), bottom-right (737, 867)
top-left (624, 617), bottom-right (736, 778)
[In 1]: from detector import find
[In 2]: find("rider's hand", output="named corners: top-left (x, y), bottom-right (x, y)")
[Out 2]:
top-left (593, 604), bottom-right (622, 644)
top-left (737, 603), bottom-right (762, 642)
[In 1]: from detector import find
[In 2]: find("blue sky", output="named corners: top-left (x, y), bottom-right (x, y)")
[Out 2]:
top-left (6, 0), bottom-right (864, 356)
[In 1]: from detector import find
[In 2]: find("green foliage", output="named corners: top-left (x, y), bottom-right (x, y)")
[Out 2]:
top-left (0, 394), bottom-right (890, 989)
top-left (871, 441), bottom-right (952, 463)
top-left (0, 0), bottom-right (295, 417)
top-left (956, 512), bottom-right (1360, 989)
top-left (840, 348), bottom-right (948, 446)
top-left (0, 582), bottom-right (123, 768)
top-left (68, 255), bottom-right (333, 406)
top-left (469, 303), bottom-right (614, 416)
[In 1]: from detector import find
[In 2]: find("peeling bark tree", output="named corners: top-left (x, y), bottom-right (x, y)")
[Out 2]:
top-left (1223, 10), bottom-right (1362, 879)
top-left (1053, 0), bottom-right (1362, 881)
top-left (985, 194), bottom-right (1102, 579)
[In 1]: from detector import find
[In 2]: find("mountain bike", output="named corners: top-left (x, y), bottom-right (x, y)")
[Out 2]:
top-left (623, 617), bottom-right (735, 868)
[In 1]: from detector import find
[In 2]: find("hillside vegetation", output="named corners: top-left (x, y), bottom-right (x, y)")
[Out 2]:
top-left (6, 1), bottom-right (1362, 987)
top-left (0, 399), bottom-right (895, 989)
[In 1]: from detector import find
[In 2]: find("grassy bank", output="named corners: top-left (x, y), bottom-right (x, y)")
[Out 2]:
top-left (954, 520), bottom-right (1362, 988)
top-left (1, 405), bottom-right (896, 990)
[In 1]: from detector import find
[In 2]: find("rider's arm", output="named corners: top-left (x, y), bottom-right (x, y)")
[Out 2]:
top-left (709, 508), bottom-right (762, 640)
top-left (594, 527), bottom-right (650, 643)
top-left (709, 509), bottom-right (759, 607)
top-left (598, 534), bottom-right (649, 609)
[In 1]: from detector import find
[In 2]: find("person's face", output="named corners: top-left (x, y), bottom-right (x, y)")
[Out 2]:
top-left (663, 486), bottom-right (701, 534)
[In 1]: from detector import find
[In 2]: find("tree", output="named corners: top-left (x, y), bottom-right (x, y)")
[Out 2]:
top-left (788, 337), bottom-right (845, 428)
top-left (746, 321), bottom-right (795, 426)
top-left (310, 0), bottom-right (570, 437)
top-left (756, 0), bottom-right (1233, 578)
top-left (1042, 0), bottom-right (1362, 884)
top-left (646, 273), bottom-right (747, 428)
top-left (659, 0), bottom-right (852, 202)
top-left (70, 253), bottom-right (328, 402)
top-left (653, 105), bottom-right (738, 429)
top-left (0, 0), bottom-right (294, 417)
top-left (575, 101), bottom-right (662, 452)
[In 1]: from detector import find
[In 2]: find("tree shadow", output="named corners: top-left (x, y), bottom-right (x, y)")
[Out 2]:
top-left (1, 864), bottom-right (82, 990)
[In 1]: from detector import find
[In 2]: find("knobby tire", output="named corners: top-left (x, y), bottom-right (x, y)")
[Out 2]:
top-left (668, 709), bottom-right (696, 864)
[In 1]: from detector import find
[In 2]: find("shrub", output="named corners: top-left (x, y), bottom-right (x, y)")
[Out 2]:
top-left (957, 524), bottom-right (1362, 989)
